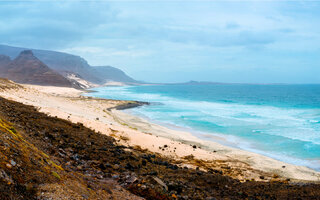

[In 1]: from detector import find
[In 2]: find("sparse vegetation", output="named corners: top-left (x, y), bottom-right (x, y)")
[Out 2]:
top-left (120, 135), bottom-right (130, 142)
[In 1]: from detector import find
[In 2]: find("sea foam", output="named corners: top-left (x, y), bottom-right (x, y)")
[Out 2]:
top-left (88, 84), bottom-right (320, 170)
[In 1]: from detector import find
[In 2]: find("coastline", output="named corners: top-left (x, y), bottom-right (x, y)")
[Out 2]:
top-left (123, 107), bottom-right (320, 172)
top-left (109, 109), bottom-right (320, 182)
top-left (0, 83), bottom-right (319, 183)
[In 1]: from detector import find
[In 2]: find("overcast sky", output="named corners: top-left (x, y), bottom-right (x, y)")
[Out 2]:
top-left (1, 1), bottom-right (320, 83)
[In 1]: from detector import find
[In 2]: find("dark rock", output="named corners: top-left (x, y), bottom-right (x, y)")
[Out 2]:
top-left (197, 171), bottom-right (203, 175)
top-left (98, 163), bottom-right (107, 170)
top-left (168, 183), bottom-right (183, 194)
top-left (147, 171), bottom-right (158, 176)
top-left (125, 163), bottom-right (135, 171)
top-left (141, 160), bottom-right (147, 166)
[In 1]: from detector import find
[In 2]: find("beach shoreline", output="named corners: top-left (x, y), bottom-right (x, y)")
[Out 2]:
top-left (122, 107), bottom-right (320, 172)
top-left (0, 83), bottom-right (319, 183)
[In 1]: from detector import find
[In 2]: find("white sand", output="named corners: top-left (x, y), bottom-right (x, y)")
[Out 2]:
top-left (1, 84), bottom-right (319, 182)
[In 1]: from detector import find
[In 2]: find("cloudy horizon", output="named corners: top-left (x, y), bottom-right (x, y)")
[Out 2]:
top-left (1, 1), bottom-right (320, 83)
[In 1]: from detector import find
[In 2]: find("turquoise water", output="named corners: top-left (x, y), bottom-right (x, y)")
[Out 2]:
top-left (87, 84), bottom-right (320, 170)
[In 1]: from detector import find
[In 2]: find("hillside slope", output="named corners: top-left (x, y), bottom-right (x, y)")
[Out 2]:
top-left (92, 66), bottom-right (139, 84)
top-left (0, 50), bottom-right (73, 87)
top-left (0, 80), bottom-right (143, 200)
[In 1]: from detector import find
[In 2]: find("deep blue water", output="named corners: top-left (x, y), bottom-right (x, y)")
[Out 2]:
top-left (87, 84), bottom-right (320, 170)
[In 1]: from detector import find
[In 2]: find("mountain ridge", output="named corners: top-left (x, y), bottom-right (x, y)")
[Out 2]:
top-left (0, 44), bottom-right (140, 85)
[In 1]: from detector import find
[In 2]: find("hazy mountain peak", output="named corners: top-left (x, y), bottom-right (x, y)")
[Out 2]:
top-left (0, 50), bottom-right (74, 87)
top-left (15, 50), bottom-right (41, 64)
top-left (20, 50), bottom-right (34, 56)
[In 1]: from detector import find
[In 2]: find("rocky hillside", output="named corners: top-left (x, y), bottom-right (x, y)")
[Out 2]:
top-left (0, 44), bottom-right (140, 85)
top-left (0, 50), bottom-right (74, 87)
top-left (0, 86), bottom-right (142, 199)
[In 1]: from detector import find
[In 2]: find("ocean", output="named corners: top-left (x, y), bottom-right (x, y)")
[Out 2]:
top-left (87, 84), bottom-right (320, 171)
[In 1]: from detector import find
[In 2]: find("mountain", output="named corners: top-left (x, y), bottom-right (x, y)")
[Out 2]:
top-left (0, 44), bottom-right (140, 85)
top-left (92, 66), bottom-right (138, 83)
top-left (0, 50), bottom-right (73, 87)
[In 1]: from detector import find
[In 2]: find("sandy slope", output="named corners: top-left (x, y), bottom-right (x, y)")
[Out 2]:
top-left (0, 84), bottom-right (319, 182)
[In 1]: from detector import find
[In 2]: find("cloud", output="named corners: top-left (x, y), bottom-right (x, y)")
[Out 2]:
top-left (0, 1), bottom-right (298, 49)
top-left (0, 2), bottom-right (116, 48)
top-left (93, 22), bottom-right (275, 48)
top-left (0, 1), bottom-right (282, 50)
top-left (225, 22), bottom-right (240, 30)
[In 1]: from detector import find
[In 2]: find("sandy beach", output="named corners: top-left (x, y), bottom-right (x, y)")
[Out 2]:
top-left (0, 83), bottom-right (319, 183)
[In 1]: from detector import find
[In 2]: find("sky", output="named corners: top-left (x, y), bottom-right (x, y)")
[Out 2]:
top-left (0, 1), bottom-right (320, 83)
